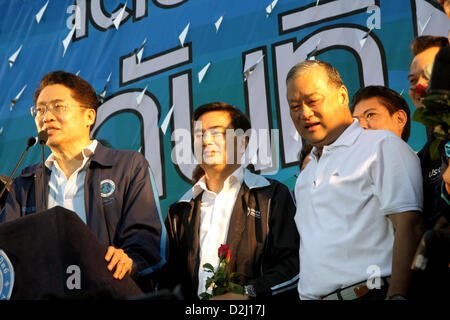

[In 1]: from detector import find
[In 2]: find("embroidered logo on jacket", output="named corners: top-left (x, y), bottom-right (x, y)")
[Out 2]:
top-left (100, 179), bottom-right (115, 198)
top-left (247, 208), bottom-right (261, 219)
top-left (0, 249), bottom-right (15, 300)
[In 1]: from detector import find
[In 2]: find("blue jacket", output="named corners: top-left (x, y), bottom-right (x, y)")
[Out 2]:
top-left (0, 142), bottom-right (168, 280)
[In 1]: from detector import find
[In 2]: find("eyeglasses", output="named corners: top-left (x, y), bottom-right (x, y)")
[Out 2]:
top-left (30, 102), bottom-right (90, 118)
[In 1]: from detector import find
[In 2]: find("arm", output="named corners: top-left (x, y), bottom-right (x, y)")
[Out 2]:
top-left (112, 152), bottom-right (168, 279)
top-left (252, 184), bottom-right (300, 298)
top-left (387, 211), bottom-right (423, 298)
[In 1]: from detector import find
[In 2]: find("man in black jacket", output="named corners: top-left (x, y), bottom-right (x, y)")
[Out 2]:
top-left (1, 71), bottom-right (167, 289)
top-left (164, 102), bottom-right (299, 300)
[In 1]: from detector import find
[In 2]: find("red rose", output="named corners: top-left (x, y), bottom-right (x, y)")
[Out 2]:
top-left (415, 84), bottom-right (428, 98)
top-left (218, 244), bottom-right (229, 259)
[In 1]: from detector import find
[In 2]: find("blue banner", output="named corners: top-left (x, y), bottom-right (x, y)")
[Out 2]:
top-left (1, 0), bottom-right (449, 216)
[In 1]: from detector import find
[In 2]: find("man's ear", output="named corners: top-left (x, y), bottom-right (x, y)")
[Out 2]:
top-left (86, 108), bottom-right (96, 127)
top-left (338, 85), bottom-right (349, 106)
top-left (394, 109), bottom-right (407, 129)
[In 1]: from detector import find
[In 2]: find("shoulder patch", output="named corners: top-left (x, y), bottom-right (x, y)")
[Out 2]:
top-left (0, 249), bottom-right (15, 300)
top-left (100, 179), bottom-right (116, 198)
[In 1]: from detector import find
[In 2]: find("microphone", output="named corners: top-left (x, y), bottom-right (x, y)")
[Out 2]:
top-left (37, 130), bottom-right (48, 211)
top-left (0, 136), bottom-right (37, 200)
top-left (38, 130), bottom-right (48, 145)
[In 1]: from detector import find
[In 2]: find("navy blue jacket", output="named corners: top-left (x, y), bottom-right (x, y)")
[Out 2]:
top-left (0, 143), bottom-right (168, 279)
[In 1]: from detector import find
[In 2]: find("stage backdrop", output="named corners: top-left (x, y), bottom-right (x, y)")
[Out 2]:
top-left (0, 0), bottom-right (449, 216)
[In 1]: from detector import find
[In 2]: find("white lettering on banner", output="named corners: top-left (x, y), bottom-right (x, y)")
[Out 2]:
top-left (73, 0), bottom-right (88, 39)
top-left (242, 48), bottom-right (276, 173)
top-left (170, 71), bottom-right (197, 183)
top-left (279, 0), bottom-right (376, 34)
top-left (412, 0), bottom-right (450, 37)
top-left (72, 0), bottom-right (189, 41)
top-left (90, 0), bottom-right (131, 31)
top-left (272, 24), bottom-right (387, 165)
top-left (120, 43), bottom-right (192, 86)
top-left (91, 90), bottom-right (165, 197)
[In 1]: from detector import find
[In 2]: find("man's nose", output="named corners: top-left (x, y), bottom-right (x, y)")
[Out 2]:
top-left (203, 131), bottom-right (215, 145)
top-left (358, 117), bottom-right (369, 129)
top-left (300, 104), bottom-right (314, 120)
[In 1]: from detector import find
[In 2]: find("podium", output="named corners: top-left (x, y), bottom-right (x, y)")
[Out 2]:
top-left (0, 206), bottom-right (143, 300)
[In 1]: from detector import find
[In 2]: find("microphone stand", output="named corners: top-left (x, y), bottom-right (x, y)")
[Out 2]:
top-left (0, 137), bottom-right (36, 200)
top-left (38, 131), bottom-right (48, 211)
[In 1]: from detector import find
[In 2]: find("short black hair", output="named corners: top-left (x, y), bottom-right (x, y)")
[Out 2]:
top-left (286, 60), bottom-right (344, 89)
top-left (410, 36), bottom-right (449, 56)
top-left (350, 86), bottom-right (411, 142)
top-left (34, 71), bottom-right (100, 132)
top-left (192, 102), bottom-right (251, 133)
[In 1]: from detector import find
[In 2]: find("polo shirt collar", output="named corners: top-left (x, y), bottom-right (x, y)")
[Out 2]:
top-left (311, 119), bottom-right (362, 158)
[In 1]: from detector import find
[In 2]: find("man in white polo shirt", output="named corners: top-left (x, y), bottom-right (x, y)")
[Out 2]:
top-left (286, 60), bottom-right (424, 300)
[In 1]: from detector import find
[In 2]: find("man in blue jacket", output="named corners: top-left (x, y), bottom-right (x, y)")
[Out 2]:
top-left (0, 71), bottom-right (167, 288)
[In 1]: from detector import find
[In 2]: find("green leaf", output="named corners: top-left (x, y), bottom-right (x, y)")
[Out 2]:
top-left (202, 263), bottom-right (215, 272)
top-left (228, 282), bottom-right (245, 295)
top-left (199, 292), bottom-right (212, 300)
top-left (214, 287), bottom-right (227, 296)
top-left (205, 278), bottom-right (213, 290)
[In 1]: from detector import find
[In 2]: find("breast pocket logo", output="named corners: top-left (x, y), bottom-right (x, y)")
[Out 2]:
top-left (100, 179), bottom-right (116, 198)
top-left (0, 249), bottom-right (15, 300)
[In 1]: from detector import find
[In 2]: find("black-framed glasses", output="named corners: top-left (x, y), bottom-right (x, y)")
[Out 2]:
top-left (30, 102), bottom-right (90, 118)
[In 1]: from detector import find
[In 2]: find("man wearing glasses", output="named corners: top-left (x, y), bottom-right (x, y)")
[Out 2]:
top-left (0, 71), bottom-right (167, 288)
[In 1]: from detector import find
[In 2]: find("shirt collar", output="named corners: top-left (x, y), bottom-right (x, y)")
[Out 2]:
top-left (178, 167), bottom-right (270, 202)
top-left (45, 140), bottom-right (98, 169)
top-left (311, 119), bottom-right (362, 159)
top-left (192, 166), bottom-right (245, 198)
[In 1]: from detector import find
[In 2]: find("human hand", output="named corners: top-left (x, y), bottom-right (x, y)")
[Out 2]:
top-left (104, 246), bottom-right (133, 280)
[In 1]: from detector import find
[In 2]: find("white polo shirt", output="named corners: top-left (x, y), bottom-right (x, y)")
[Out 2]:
top-left (294, 120), bottom-right (423, 300)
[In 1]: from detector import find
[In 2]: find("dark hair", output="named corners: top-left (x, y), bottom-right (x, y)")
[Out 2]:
top-left (34, 71), bottom-right (100, 131)
top-left (286, 60), bottom-right (344, 88)
top-left (192, 102), bottom-right (251, 133)
top-left (410, 36), bottom-right (449, 56)
top-left (350, 86), bottom-right (411, 142)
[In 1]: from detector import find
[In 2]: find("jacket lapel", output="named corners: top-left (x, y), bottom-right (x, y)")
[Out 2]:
top-left (185, 195), bottom-right (202, 292)
top-left (225, 184), bottom-right (248, 270)
top-left (35, 165), bottom-right (50, 213)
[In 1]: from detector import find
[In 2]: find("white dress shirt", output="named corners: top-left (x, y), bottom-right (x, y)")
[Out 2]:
top-left (46, 140), bottom-right (98, 223)
top-left (294, 120), bottom-right (423, 300)
top-left (194, 166), bottom-right (245, 298)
